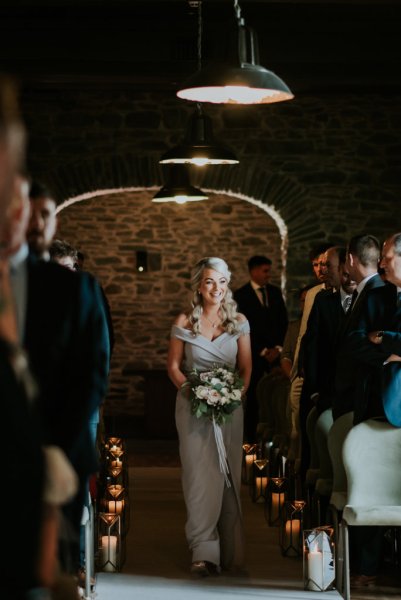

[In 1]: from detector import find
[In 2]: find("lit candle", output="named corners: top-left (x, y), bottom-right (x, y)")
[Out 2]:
top-left (271, 492), bottom-right (284, 521)
top-left (307, 545), bottom-right (323, 591)
top-left (108, 500), bottom-right (124, 514)
top-left (284, 519), bottom-right (300, 548)
top-left (101, 535), bottom-right (118, 572)
top-left (255, 476), bottom-right (268, 499)
top-left (245, 453), bottom-right (256, 481)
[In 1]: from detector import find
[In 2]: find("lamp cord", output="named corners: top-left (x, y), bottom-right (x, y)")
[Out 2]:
top-left (197, 0), bottom-right (202, 72)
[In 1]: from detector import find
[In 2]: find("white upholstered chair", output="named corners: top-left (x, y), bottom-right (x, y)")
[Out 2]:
top-left (341, 419), bottom-right (401, 600)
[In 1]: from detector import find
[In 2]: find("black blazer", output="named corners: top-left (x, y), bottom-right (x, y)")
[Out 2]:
top-left (344, 282), bottom-right (401, 425)
top-left (302, 289), bottom-right (346, 414)
top-left (1, 339), bottom-right (44, 594)
top-left (234, 282), bottom-right (288, 354)
top-left (24, 256), bottom-right (110, 476)
top-left (334, 274), bottom-right (386, 420)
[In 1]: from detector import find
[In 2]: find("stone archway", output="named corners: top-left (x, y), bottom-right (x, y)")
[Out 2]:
top-left (56, 187), bottom-right (290, 426)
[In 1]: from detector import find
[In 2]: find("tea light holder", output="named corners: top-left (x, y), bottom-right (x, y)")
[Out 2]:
top-left (250, 458), bottom-right (269, 503)
top-left (241, 443), bottom-right (257, 484)
top-left (265, 477), bottom-right (287, 526)
top-left (303, 526), bottom-right (335, 592)
top-left (97, 513), bottom-right (123, 572)
top-left (280, 500), bottom-right (306, 557)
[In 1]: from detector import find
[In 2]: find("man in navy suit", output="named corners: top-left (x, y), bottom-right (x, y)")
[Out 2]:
top-left (234, 255), bottom-right (288, 441)
top-left (334, 234), bottom-right (385, 420)
top-left (334, 234), bottom-right (388, 588)
top-left (346, 233), bottom-right (401, 426)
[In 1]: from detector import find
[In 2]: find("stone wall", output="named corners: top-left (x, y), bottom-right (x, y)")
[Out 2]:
top-left (21, 87), bottom-right (401, 417)
top-left (57, 190), bottom-right (283, 416)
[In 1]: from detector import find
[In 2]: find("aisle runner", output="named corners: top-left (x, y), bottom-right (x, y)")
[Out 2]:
top-left (96, 573), bottom-right (340, 600)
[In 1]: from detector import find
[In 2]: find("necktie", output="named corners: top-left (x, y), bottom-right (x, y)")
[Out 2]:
top-left (342, 295), bottom-right (352, 313)
top-left (349, 289), bottom-right (359, 311)
top-left (258, 287), bottom-right (268, 307)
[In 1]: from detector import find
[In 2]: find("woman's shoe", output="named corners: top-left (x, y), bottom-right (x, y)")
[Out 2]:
top-left (190, 561), bottom-right (209, 577)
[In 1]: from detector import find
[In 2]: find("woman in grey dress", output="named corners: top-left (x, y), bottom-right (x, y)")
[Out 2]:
top-left (167, 257), bottom-right (251, 577)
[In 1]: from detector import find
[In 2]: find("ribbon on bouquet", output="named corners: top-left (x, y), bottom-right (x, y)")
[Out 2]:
top-left (212, 416), bottom-right (231, 487)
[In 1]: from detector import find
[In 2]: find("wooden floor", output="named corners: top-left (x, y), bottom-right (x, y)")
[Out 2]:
top-left (95, 440), bottom-right (401, 600)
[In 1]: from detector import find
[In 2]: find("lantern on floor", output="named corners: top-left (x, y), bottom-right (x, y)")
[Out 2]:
top-left (242, 443), bottom-right (257, 484)
top-left (103, 484), bottom-right (130, 536)
top-left (102, 485), bottom-right (125, 514)
top-left (107, 464), bottom-right (128, 487)
top-left (303, 526), bottom-right (335, 592)
top-left (251, 458), bottom-right (269, 503)
top-left (97, 513), bottom-right (122, 573)
top-left (265, 477), bottom-right (287, 526)
top-left (280, 500), bottom-right (306, 557)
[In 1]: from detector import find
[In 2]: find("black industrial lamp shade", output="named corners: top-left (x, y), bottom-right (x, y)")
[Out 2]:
top-left (177, 25), bottom-right (294, 105)
top-left (152, 165), bottom-right (208, 203)
top-left (160, 108), bottom-right (238, 166)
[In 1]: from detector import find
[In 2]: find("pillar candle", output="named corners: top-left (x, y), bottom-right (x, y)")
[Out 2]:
top-left (245, 453), bottom-right (256, 481)
top-left (108, 500), bottom-right (124, 514)
top-left (271, 492), bottom-right (284, 521)
top-left (284, 519), bottom-right (300, 548)
top-left (255, 476), bottom-right (268, 499)
top-left (307, 547), bottom-right (323, 591)
top-left (101, 535), bottom-right (118, 572)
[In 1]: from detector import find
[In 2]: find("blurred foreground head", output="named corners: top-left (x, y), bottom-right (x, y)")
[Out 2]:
top-left (0, 75), bottom-right (26, 231)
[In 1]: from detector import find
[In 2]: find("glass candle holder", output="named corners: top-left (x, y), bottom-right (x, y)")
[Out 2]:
top-left (303, 526), bottom-right (335, 591)
top-left (265, 477), bottom-right (287, 526)
top-left (250, 458), bottom-right (269, 503)
top-left (97, 513), bottom-right (122, 572)
top-left (241, 443), bottom-right (257, 484)
top-left (280, 500), bottom-right (306, 557)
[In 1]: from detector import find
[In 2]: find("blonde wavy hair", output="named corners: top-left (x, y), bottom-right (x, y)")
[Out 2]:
top-left (188, 257), bottom-right (240, 335)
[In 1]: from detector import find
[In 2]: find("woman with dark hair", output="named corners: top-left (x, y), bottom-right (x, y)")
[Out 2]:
top-left (168, 257), bottom-right (251, 577)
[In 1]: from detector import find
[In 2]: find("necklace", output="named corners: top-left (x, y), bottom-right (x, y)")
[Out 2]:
top-left (203, 314), bottom-right (221, 328)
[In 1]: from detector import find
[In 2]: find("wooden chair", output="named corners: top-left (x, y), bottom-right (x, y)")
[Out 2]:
top-left (341, 419), bottom-right (401, 600)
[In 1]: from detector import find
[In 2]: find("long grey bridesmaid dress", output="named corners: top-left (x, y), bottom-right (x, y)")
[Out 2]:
top-left (171, 320), bottom-right (250, 570)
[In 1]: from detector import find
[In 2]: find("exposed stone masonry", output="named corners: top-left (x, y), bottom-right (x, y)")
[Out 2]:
top-left (58, 191), bottom-right (282, 416)
top-left (21, 88), bottom-right (401, 417)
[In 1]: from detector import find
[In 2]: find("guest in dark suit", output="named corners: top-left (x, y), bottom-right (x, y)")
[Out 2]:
top-left (302, 247), bottom-right (356, 416)
top-left (24, 182), bottom-right (110, 575)
top-left (333, 234), bottom-right (386, 589)
top-left (0, 77), bottom-right (46, 597)
top-left (334, 234), bottom-right (385, 420)
top-left (234, 255), bottom-right (288, 441)
top-left (346, 233), bottom-right (401, 426)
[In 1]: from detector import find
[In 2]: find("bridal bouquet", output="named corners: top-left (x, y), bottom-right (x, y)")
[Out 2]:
top-left (184, 365), bottom-right (244, 426)
top-left (182, 365), bottom-right (244, 487)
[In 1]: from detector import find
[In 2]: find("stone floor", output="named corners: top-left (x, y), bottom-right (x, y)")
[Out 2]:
top-left (95, 440), bottom-right (401, 600)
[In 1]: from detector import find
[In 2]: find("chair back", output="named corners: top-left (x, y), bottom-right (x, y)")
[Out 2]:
top-left (343, 419), bottom-right (401, 507)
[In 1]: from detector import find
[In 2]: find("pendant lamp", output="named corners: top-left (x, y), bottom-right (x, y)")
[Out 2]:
top-left (152, 165), bottom-right (208, 204)
top-left (177, 0), bottom-right (294, 105)
top-left (160, 104), bottom-right (238, 166)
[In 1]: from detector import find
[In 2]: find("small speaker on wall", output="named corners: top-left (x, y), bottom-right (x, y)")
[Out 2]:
top-left (136, 250), bottom-right (148, 272)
